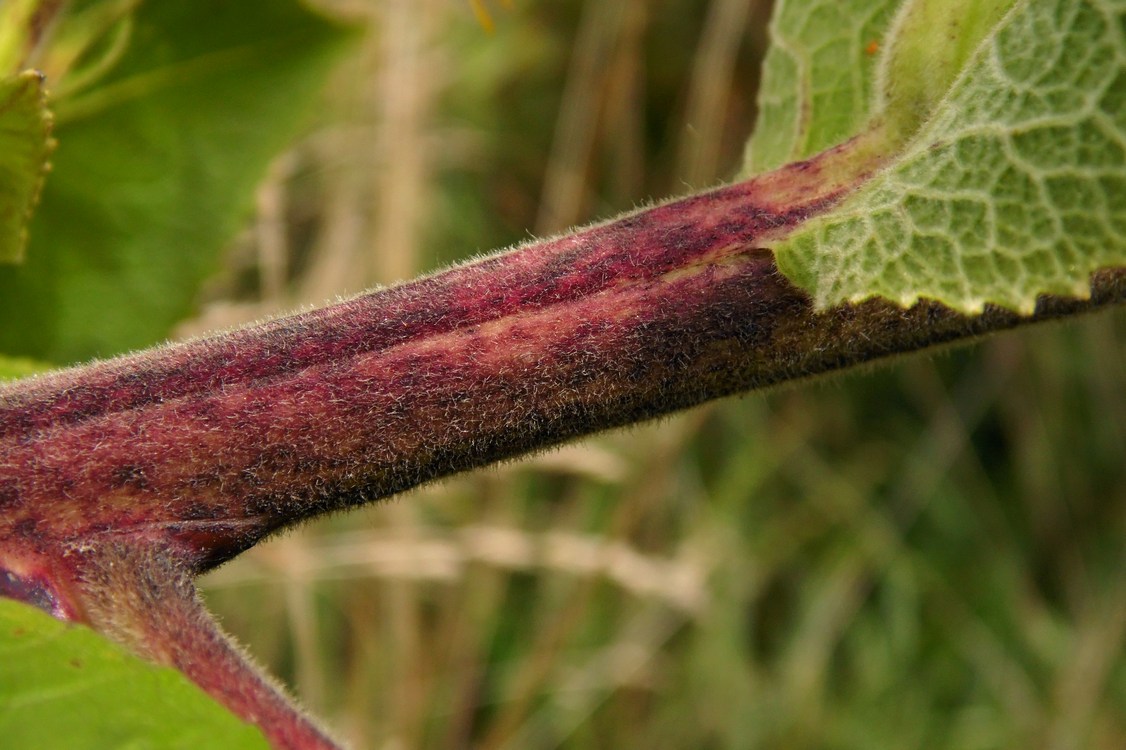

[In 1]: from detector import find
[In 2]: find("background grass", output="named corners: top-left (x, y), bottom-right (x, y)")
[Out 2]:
top-left (196, 1), bottom-right (1126, 747)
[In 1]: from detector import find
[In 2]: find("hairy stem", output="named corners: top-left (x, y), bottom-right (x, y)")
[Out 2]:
top-left (1, 137), bottom-right (1124, 612)
top-left (78, 544), bottom-right (342, 749)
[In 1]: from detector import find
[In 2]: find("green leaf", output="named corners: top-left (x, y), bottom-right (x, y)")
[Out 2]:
top-left (0, 353), bottom-right (51, 381)
top-left (0, 70), bottom-right (53, 264)
top-left (772, 0), bottom-right (1126, 313)
top-left (0, 1), bottom-right (355, 362)
top-left (0, 598), bottom-right (267, 749)
top-left (877, 0), bottom-right (1016, 143)
top-left (740, 0), bottom-right (900, 175)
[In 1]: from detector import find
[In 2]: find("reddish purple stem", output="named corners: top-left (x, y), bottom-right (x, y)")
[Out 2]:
top-left (0, 154), bottom-right (845, 584)
top-left (3, 147), bottom-right (1126, 593)
top-left (0, 144), bottom-right (1123, 749)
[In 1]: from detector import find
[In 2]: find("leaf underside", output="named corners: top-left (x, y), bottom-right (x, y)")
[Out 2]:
top-left (741, 0), bottom-right (900, 174)
top-left (762, 0), bottom-right (1126, 313)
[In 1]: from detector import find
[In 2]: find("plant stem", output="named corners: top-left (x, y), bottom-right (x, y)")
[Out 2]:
top-left (78, 544), bottom-right (343, 750)
top-left (1, 134), bottom-right (1124, 746)
top-left (1, 139), bottom-right (1124, 587)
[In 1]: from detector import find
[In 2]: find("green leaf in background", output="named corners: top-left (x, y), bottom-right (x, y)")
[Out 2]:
top-left (0, 598), bottom-right (267, 749)
top-left (768, 0), bottom-right (1126, 313)
top-left (0, 353), bottom-right (51, 381)
top-left (740, 0), bottom-right (899, 175)
top-left (0, 0), bottom-right (355, 363)
top-left (0, 70), bottom-right (53, 264)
